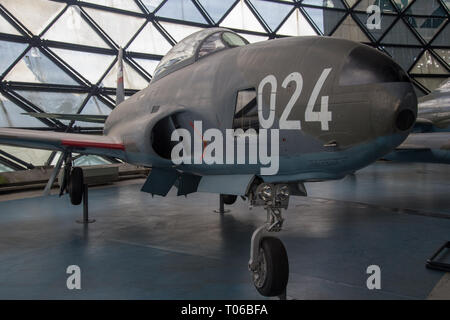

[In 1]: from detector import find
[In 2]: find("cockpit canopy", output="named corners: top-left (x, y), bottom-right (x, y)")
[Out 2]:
top-left (152, 28), bottom-right (248, 81)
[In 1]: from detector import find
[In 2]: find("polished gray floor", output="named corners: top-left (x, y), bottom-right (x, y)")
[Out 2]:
top-left (0, 162), bottom-right (449, 299)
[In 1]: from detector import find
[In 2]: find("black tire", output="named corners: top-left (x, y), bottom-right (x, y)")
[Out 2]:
top-left (253, 237), bottom-right (289, 297)
top-left (69, 167), bottom-right (84, 206)
top-left (222, 194), bottom-right (237, 205)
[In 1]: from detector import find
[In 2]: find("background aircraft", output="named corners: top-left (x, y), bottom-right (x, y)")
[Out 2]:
top-left (0, 28), bottom-right (419, 298)
top-left (384, 78), bottom-right (450, 164)
top-left (415, 78), bottom-right (450, 133)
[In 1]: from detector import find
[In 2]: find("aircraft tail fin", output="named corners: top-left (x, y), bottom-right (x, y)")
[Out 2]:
top-left (116, 48), bottom-right (125, 106)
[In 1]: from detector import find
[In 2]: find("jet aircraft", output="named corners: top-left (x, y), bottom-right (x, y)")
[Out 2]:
top-left (0, 28), bottom-right (419, 297)
top-left (415, 78), bottom-right (450, 133)
top-left (385, 78), bottom-right (450, 164)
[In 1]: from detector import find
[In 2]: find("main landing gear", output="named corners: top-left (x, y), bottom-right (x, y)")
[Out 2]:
top-left (68, 167), bottom-right (84, 206)
top-left (58, 154), bottom-right (94, 223)
top-left (248, 183), bottom-right (290, 298)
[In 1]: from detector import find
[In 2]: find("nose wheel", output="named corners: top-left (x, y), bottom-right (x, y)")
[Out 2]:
top-left (248, 183), bottom-right (290, 298)
top-left (251, 237), bottom-right (289, 297)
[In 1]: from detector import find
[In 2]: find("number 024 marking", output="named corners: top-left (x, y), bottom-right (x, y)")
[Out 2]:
top-left (257, 68), bottom-right (332, 131)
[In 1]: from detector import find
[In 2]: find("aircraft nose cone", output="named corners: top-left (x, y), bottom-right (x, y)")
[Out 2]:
top-left (369, 81), bottom-right (417, 139)
top-left (339, 45), bottom-right (411, 86)
top-left (339, 44), bottom-right (418, 138)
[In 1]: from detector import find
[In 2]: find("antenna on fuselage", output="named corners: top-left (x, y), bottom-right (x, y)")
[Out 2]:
top-left (116, 48), bottom-right (125, 106)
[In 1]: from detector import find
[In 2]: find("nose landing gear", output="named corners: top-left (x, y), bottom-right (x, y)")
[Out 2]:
top-left (248, 183), bottom-right (290, 298)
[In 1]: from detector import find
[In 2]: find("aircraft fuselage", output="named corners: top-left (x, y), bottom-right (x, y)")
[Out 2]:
top-left (104, 36), bottom-right (417, 182)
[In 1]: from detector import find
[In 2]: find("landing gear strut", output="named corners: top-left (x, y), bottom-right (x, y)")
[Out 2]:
top-left (248, 183), bottom-right (290, 298)
top-left (58, 153), bottom-right (83, 206)
top-left (48, 153), bottom-right (94, 224)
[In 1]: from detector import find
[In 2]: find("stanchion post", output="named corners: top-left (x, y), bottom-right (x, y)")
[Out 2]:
top-left (77, 184), bottom-right (95, 224)
top-left (214, 194), bottom-right (230, 214)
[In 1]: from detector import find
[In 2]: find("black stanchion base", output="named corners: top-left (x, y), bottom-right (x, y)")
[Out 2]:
top-left (76, 219), bottom-right (96, 224)
top-left (213, 209), bottom-right (230, 214)
top-left (426, 241), bottom-right (450, 272)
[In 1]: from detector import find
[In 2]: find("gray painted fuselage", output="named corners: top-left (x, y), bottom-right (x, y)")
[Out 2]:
top-left (104, 35), bottom-right (417, 182)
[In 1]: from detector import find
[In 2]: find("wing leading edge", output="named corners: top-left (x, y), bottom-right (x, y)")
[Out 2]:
top-left (0, 128), bottom-right (125, 159)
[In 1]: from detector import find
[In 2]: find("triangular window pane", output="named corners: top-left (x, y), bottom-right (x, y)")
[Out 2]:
top-left (156, 0), bottom-right (207, 24)
top-left (1, 0), bottom-right (65, 35)
top-left (105, 95), bottom-right (119, 105)
top-left (128, 22), bottom-right (173, 55)
top-left (51, 48), bottom-right (115, 85)
top-left (443, 0), bottom-right (450, 11)
top-left (133, 58), bottom-right (160, 77)
top-left (332, 15), bottom-right (370, 42)
top-left (405, 0), bottom-right (447, 16)
top-left (77, 96), bottom-right (112, 127)
top-left (84, 7), bottom-right (146, 47)
top-left (5, 48), bottom-right (77, 85)
top-left (81, 96), bottom-right (112, 116)
top-left (413, 82), bottom-right (427, 97)
top-left (344, 0), bottom-right (359, 8)
top-left (384, 46), bottom-right (422, 70)
top-left (355, 0), bottom-right (396, 13)
top-left (248, 0), bottom-right (293, 32)
top-left (16, 91), bottom-right (87, 116)
top-left (43, 6), bottom-right (110, 48)
top-left (303, 7), bottom-right (345, 35)
top-left (381, 19), bottom-right (421, 45)
top-left (0, 163), bottom-right (14, 172)
top-left (220, 0), bottom-right (265, 32)
top-left (392, 0), bottom-right (414, 11)
top-left (0, 93), bottom-right (44, 128)
top-left (0, 13), bottom-right (21, 35)
top-left (405, 16), bottom-right (447, 43)
top-left (0, 40), bottom-right (27, 75)
top-left (0, 145), bottom-right (52, 166)
top-left (159, 22), bottom-right (203, 42)
top-left (141, 0), bottom-right (165, 13)
top-left (83, 0), bottom-right (142, 13)
top-left (431, 24), bottom-right (449, 46)
top-left (411, 50), bottom-right (448, 75)
top-left (435, 49), bottom-right (450, 66)
top-left (101, 60), bottom-right (149, 90)
top-left (277, 8), bottom-right (318, 36)
top-left (302, 0), bottom-right (345, 9)
top-left (415, 77), bottom-right (446, 91)
top-left (198, 0), bottom-right (236, 24)
top-left (74, 155), bottom-right (111, 166)
top-left (237, 33), bottom-right (267, 43)
top-left (354, 12), bottom-right (396, 41)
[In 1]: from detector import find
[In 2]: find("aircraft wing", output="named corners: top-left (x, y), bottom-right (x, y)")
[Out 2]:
top-left (0, 128), bottom-right (125, 159)
top-left (397, 132), bottom-right (450, 150)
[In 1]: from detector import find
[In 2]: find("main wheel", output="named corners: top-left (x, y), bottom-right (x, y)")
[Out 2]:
top-left (69, 167), bottom-right (84, 206)
top-left (222, 194), bottom-right (237, 205)
top-left (252, 237), bottom-right (289, 297)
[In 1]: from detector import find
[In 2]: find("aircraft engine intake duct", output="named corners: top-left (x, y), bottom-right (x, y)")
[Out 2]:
top-left (396, 109), bottom-right (416, 131)
top-left (151, 113), bottom-right (181, 160)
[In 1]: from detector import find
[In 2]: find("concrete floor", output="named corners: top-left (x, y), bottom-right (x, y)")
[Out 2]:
top-left (0, 162), bottom-right (449, 299)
